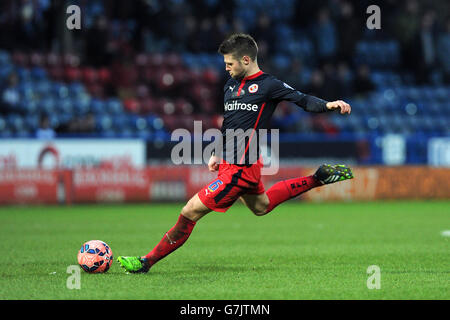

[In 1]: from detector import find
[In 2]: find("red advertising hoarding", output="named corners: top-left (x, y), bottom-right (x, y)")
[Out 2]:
top-left (0, 166), bottom-right (448, 205)
top-left (0, 169), bottom-right (71, 205)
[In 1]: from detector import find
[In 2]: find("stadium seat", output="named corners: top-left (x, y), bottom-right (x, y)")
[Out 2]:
top-left (202, 69), bottom-right (219, 85)
top-left (16, 67), bottom-right (31, 82)
top-left (273, 54), bottom-right (291, 70)
top-left (18, 98), bottom-right (37, 114)
top-left (15, 128), bottom-right (31, 138)
top-left (62, 53), bottom-right (80, 67)
top-left (112, 115), bottom-right (128, 131)
top-left (38, 97), bottom-right (56, 114)
top-left (0, 50), bottom-right (11, 66)
top-left (12, 51), bottom-right (28, 66)
top-left (30, 52), bottom-right (45, 67)
top-left (132, 116), bottom-right (149, 132)
top-left (96, 114), bottom-right (113, 131)
top-left (65, 66), bottom-right (82, 82)
top-left (118, 128), bottom-right (134, 138)
top-left (82, 67), bottom-right (98, 84)
top-left (48, 66), bottom-right (64, 81)
top-left (56, 98), bottom-right (73, 114)
top-left (166, 53), bottom-right (182, 68)
top-left (73, 96), bottom-right (91, 115)
top-left (48, 113), bottom-right (61, 128)
top-left (136, 84), bottom-right (150, 99)
top-left (123, 98), bottom-right (140, 113)
top-left (30, 67), bottom-right (47, 81)
top-left (135, 53), bottom-right (148, 67)
top-left (98, 68), bottom-right (111, 84)
top-left (0, 116), bottom-right (6, 130)
top-left (150, 116), bottom-right (164, 131)
top-left (18, 81), bottom-right (35, 100)
top-left (46, 52), bottom-right (62, 67)
top-left (106, 98), bottom-right (124, 115)
top-left (162, 100), bottom-right (176, 115)
top-left (52, 82), bottom-right (69, 99)
top-left (0, 128), bottom-right (13, 138)
top-left (174, 98), bottom-right (193, 115)
top-left (139, 97), bottom-right (156, 114)
top-left (90, 99), bottom-right (106, 115)
top-left (68, 82), bottom-right (85, 98)
top-left (85, 83), bottom-right (104, 98)
top-left (100, 129), bottom-right (116, 138)
top-left (7, 114), bottom-right (24, 131)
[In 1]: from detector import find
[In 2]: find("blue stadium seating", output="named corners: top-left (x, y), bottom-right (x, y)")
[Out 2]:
top-left (0, 43), bottom-right (448, 145)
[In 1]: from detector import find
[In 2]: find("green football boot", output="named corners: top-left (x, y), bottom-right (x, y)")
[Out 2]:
top-left (117, 256), bottom-right (151, 273)
top-left (314, 164), bottom-right (354, 185)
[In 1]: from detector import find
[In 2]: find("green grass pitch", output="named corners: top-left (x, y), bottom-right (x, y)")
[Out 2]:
top-left (0, 201), bottom-right (448, 300)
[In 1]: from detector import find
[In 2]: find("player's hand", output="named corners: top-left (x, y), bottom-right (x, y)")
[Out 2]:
top-left (208, 155), bottom-right (220, 172)
top-left (326, 100), bottom-right (351, 114)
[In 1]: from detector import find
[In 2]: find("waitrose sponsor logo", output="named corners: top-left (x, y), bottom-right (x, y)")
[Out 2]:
top-left (224, 100), bottom-right (259, 112)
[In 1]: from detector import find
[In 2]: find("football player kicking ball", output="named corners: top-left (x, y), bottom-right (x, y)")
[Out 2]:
top-left (118, 34), bottom-right (353, 273)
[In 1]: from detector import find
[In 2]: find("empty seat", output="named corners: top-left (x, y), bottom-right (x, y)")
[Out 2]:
top-left (90, 99), bottom-right (106, 115)
top-left (30, 67), bottom-right (47, 80)
top-left (106, 98), bottom-right (124, 114)
top-left (38, 97), bottom-right (56, 114)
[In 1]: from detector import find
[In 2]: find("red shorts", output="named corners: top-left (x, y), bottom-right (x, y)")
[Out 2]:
top-left (198, 160), bottom-right (265, 212)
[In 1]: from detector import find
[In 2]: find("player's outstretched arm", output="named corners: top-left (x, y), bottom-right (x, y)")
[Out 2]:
top-left (326, 100), bottom-right (352, 114)
top-left (270, 79), bottom-right (351, 114)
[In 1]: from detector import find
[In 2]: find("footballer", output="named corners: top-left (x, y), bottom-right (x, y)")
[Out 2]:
top-left (118, 33), bottom-right (353, 273)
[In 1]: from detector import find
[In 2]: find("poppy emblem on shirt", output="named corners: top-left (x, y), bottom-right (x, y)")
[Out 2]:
top-left (248, 84), bottom-right (259, 93)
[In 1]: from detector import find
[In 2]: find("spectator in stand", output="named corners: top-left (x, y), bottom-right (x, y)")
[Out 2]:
top-left (336, 61), bottom-right (354, 99)
top-left (437, 17), bottom-right (450, 83)
top-left (313, 8), bottom-right (337, 64)
top-left (395, 0), bottom-right (421, 45)
top-left (305, 65), bottom-right (339, 102)
top-left (197, 18), bottom-right (219, 52)
top-left (0, 72), bottom-right (20, 115)
top-left (321, 63), bottom-right (339, 100)
top-left (292, 0), bottom-right (326, 29)
top-left (66, 112), bottom-right (96, 134)
top-left (250, 14), bottom-right (276, 56)
top-left (396, 0), bottom-right (422, 75)
top-left (36, 114), bottom-right (55, 140)
top-left (411, 10), bottom-right (440, 83)
top-left (353, 64), bottom-right (375, 97)
top-left (336, 1), bottom-right (361, 63)
top-left (85, 15), bottom-right (111, 67)
top-left (281, 58), bottom-right (305, 91)
top-left (305, 69), bottom-right (327, 99)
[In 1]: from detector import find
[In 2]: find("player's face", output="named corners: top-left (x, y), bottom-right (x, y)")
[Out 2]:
top-left (223, 54), bottom-right (246, 79)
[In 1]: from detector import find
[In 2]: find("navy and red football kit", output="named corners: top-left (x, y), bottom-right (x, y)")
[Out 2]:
top-left (198, 70), bottom-right (330, 212)
top-left (118, 70), bottom-right (354, 273)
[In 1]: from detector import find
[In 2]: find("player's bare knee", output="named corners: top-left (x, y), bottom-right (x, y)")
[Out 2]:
top-left (256, 198), bottom-right (270, 216)
top-left (251, 204), bottom-right (268, 216)
top-left (252, 209), bottom-right (266, 216)
top-left (181, 200), bottom-right (195, 219)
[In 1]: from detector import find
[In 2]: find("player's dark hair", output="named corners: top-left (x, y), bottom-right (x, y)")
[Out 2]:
top-left (218, 33), bottom-right (258, 61)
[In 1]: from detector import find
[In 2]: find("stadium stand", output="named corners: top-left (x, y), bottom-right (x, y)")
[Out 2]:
top-left (0, 0), bottom-right (449, 164)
